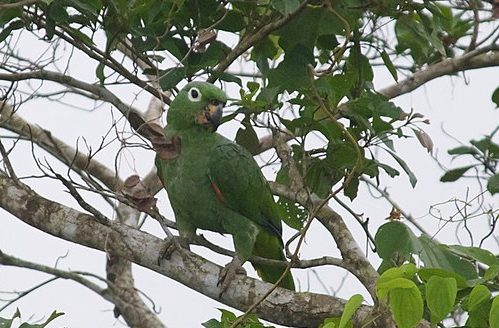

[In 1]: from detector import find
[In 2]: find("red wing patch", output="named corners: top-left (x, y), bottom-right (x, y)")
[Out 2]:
top-left (210, 181), bottom-right (226, 204)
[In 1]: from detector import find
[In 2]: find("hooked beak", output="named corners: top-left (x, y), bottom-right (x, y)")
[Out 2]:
top-left (196, 100), bottom-right (224, 131)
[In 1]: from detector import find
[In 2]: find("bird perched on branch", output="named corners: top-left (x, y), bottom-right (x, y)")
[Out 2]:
top-left (155, 81), bottom-right (294, 292)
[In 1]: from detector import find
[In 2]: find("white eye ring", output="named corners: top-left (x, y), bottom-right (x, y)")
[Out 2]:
top-left (187, 87), bottom-right (202, 102)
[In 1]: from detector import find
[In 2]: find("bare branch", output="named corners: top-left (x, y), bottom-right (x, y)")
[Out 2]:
top-left (0, 70), bottom-right (150, 136)
top-left (0, 102), bottom-right (120, 190)
top-left (0, 250), bottom-right (106, 303)
top-left (379, 48), bottom-right (499, 99)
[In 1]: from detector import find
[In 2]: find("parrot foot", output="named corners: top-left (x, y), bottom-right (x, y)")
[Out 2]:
top-left (217, 257), bottom-right (246, 297)
top-left (159, 236), bottom-right (191, 265)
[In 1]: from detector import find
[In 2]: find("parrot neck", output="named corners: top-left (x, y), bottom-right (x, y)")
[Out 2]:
top-left (165, 124), bottom-right (218, 147)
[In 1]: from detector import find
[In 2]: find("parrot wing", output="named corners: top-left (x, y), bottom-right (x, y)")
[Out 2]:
top-left (207, 142), bottom-right (282, 240)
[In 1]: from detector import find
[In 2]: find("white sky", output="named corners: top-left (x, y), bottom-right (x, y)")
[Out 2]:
top-left (1, 21), bottom-right (498, 328)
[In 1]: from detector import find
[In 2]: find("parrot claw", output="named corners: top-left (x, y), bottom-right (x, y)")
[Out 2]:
top-left (217, 257), bottom-right (246, 297)
top-left (158, 236), bottom-right (190, 265)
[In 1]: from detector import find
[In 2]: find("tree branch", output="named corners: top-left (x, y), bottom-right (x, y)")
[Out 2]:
top-left (0, 249), bottom-right (165, 328)
top-left (379, 48), bottom-right (499, 99)
top-left (208, 0), bottom-right (310, 82)
top-left (0, 102), bottom-right (120, 190)
top-left (0, 70), bottom-right (150, 137)
top-left (0, 170), bottom-right (378, 327)
top-left (270, 182), bottom-right (379, 298)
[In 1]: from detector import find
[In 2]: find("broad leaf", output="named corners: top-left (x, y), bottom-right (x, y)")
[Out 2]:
top-left (389, 284), bottom-right (423, 328)
top-left (384, 148), bottom-right (417, 187)
top-left (426, 276), bottom-right (457, 323)
top-left (440, 165), bottom-right (475, 182)
top-left (487, 173), bottom-right (499, 194)
top-left (375, 222), bottom-right (420, 261)
top-left (468, 285), bottom-right (491, 312)
top-left (339, 294), bottom-right (363, 328)
top-left (448, 245), bottom-right (499, 267)
top-left (492, 87), bottom-right (499, 108)
top-left (418, 235), bottom-right (477, 280)
top-left (490, 296), bottom-right (499, 328)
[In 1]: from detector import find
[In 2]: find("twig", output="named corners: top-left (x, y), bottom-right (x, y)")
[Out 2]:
top-left (53, 172), bottom-right (110, 226)
top-left (208, 0), bottom-right (310, 82)
top-left (361, 176), bottom-right (430, 236)
top-left (0, 139), bottom-right (18, 183)
top-left (0, 250), bottom-right (106, 309)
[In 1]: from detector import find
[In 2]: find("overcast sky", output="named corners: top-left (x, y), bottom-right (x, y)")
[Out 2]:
top-left (1, 24), bottom-right (498, 328)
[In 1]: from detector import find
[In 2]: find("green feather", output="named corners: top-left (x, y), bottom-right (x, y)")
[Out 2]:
top-left (156, 82), bottom-right (294, 290)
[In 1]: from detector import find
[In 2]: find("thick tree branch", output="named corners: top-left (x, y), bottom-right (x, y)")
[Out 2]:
top-left (108, 203), bottom-right (166, 328)
top-left (379, 48), bottom-right (499, 99)
top-left (0, 171), bottom-right (378, 328)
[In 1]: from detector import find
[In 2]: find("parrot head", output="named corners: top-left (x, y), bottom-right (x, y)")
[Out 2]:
top-left (167, 81), bottom-right (227, 131)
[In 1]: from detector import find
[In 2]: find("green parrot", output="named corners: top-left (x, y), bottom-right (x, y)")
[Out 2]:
top-left (155, 81), bottom-right (295, 291)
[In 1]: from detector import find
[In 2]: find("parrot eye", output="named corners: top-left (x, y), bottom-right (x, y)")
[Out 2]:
top-left (187, 87), bottom-right (202, 102)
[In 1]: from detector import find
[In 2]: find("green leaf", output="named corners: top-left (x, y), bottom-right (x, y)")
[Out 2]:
top-left (389, 284), bottom-right (423, 328)
top-left (418, 268), bottom-right (468, 288)
top-left (418, 235), bottom-right (477, 281)
top-left (447, 146), bottom-right (479, 156)
top-left (18, 310), bottom-right (64, 328)
top-left (375, 221), bottom-right (420, 261)
top-left (384, 148), bottom-right (417, 187)
top-left (267, 45), bottom-right (313, 92)
top-left (0, 19), bottom-right (24, 43)
top-left (158, 67), bottom-right (186, 90)
top-left (490, 296), bottom-right (499, 328)
top-left (344, 175), bottom-right (359, 201)
top-left (277, 7), bottom-right (344, 51)
top-left (377, 162), bottom-right (400, 178)
top-left (219, 308), bottom-right (237, 323)
top-left (378, 277), bottom-right (417, 291)
top-left (468, 285), bottom-right (491, 312)
top-left (339, 294), bottom-right (363, 328)
top-left (484, 265), bottom-right (499, 281)
top-left (395, 14), bottom-right (431, 65)
top-left (48, 2), bottom-right (69, 23)
top-left (202, 319), bottom-right (221, 328)
top-left (271, 0), bottom-right (300, 15)
top-left (96, 61), bottom-right (105, 84)
top-left (440, 165), bottom-right (475, 182)
top-left (487, 173), bottom-right (499, 195)
top-left (210, 71), bottom-right (242, 86)
top-left (377, 264), bottom-right (419, 299)
top-left (216, 10), bottom-right (246, 32)
top-left (426, 276), bottom-right (457, 323)
top-left (275, 164), bottom-right (307, 230)
top-left (70, 0), bottom-right (103, 16)
top-left (380, 51), bottom-right (398, 81)
top-left (0, 308), bottom-right (21, 328)
top-left (320, 318), bottom-right (340, 328)
top-left (448, 245), bottom-right (499, 267)
top-left (235, 117), bottom-right (260, 155)
top-left (492, 87), bottom-right (499, 108)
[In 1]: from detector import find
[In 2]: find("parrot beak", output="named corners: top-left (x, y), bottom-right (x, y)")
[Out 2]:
top-left (196, 100), bottom-right (224, 131)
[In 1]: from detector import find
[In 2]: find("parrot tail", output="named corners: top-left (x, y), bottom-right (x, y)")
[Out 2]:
top-left (251, 231), bottom-right (295, 291)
